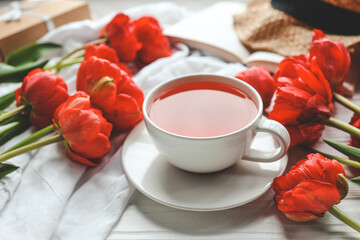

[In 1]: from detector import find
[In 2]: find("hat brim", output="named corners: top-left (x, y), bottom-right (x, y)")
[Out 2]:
top-left (233, 0), bottom-right (360, 57)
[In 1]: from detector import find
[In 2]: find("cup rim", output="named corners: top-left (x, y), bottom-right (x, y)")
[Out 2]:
top-left (143, 73), bottom-right (264, 140)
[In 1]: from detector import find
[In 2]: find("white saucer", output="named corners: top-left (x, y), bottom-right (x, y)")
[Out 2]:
top-left (121, 121), bottom-right (288, 211)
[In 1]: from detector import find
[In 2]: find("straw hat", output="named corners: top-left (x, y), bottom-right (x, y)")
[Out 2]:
top-left (233, 0), bottom-right (360, 57)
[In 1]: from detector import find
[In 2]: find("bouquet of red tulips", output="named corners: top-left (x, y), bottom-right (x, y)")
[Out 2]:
top-left (0, 12), bottom-right (172, 177)
top-left (234, 29), bottom-right (360, 232)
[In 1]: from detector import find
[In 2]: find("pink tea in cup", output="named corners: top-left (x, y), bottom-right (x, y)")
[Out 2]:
top-left (148, 81), bottom-right (258, 137)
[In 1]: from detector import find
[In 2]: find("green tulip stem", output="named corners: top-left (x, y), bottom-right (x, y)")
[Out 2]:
top-left (46, 38), bottom-right (107, 72)
top-left (0, 105), bottom-right (25, 122)
top-left (333, 92), bottom-right (360, 115)
top-left (316, 149), bottom-right (360, 169)
top-left (0, 92), bottom-right (16, 112)
top-left (55, 57), bottom-right (84, 73)
top-left (3, 125), bottom-right (54, 154)
top-left (0, 134), bottom-right (63, 163)
top-left (329, 205), bottom-right (360, 232)
top-left (325, 117), bottom-right (360, 139)
top-left (0, 122), bottom-right (21, 136)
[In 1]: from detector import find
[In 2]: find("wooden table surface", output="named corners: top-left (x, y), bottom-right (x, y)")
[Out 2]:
top-left (1, 0), bottom-right (359, 239)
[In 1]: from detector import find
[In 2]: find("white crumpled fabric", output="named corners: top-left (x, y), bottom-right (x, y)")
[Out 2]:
top-left (0, 2), bottom-right (246, 240)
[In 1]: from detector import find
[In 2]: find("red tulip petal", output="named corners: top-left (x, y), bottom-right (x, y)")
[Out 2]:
top-left (30, 113), bottom-right (53, 129)
top-left (310, 29), bottom-right (350, 93)
top-left (90, 78), bottom-right (117, 111)
top-left (66, 147), bottom-right (98, 167)
top-left (116, 62), bottom-right (133, 76)
top-left (270, 87), bottom-right (311, 124)
top-left (84, 44), bottom-right (133, 77)
top-left (295, 64), bottom-right (330, 98)
top-left (104, 94), bottom-right (143, 131)
top-left (77, 57), bottom-right (122, 111)
top-left (308, 59), bottom-right (333, 104)
top-left (274, 59), bottom-right (299, 80)
top-left (53, 92), bottom-right (91, 123)
top-left (99, 116), bottom-right (113, 137)
top-left (235, 66), bottom-right (276, 108)
top-left (284, 211), bottom-right (323, 222)
top-left (272, 153), bottom-right (346, 222)
top-left (133, 15), bottom-right (171, 64)
top-left (313, 155), bottom-right (346, 184)
top-left (284, 123), bottom-right (324, 149)
top-left (15, 69), bottom-right (69, 128)
top-left (350, 117), bottom-right (360, 147)
top-left (84, 43), bottom-right (120, 63)
top-left (272, 153), bottom-right (345, 194)
top-left (119, 80), bottom-right (144, 108)
top-left (105, 13), bottom-right (142, 62)
top-left (278, 180), bottom-right (339, 214)
top-left (59, 109), bottom-right (101, 145)
top-left (312, 29), bottom-right (326, 41)
top-left (69, 133), bottom-right (111, 159)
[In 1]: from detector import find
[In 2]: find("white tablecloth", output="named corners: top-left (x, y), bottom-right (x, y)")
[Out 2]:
top-left (0, 2), bottom-right (359, 240)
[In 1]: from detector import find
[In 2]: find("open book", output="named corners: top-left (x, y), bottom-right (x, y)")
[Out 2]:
top-left (163, 1), bottom-right (284, 73)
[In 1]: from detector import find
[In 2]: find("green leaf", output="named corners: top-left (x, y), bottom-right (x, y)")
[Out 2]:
top-left (337, 174), bottom-right (349, 200)
top-left (0, 92), bottom-right (15, 111)
top-left (0, 42), bottom-right (60, 82)
top-left (0, 120), bottom-right (31, 147)
top-left (5, 42), bottom-right (61, 67)
top-left (0, 163), bottom-right (19, 178)
top-left (0, 63), bottom-right (15, 71)
top-left (323, 139), bottom-right (360, 162)
top-left (0, 114), bottom-right (25, 126)
top-left (351, 176), bottom-right (360, 185)
top-left (0, 59), bottom-right (48, 83)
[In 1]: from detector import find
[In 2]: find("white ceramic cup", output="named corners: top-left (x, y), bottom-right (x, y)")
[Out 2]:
top-left (143, 74), bottom-right (290, 173)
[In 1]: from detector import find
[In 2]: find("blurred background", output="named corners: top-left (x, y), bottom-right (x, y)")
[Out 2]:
top-left (0, 0), bottom-right (249, 19)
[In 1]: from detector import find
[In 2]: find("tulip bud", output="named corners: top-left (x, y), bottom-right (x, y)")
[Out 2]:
top-left (101, 13), bottom-right (142, 62)
top-left (132, 16), bottom-right (172, 64)
top-left (15, 68), bottom-right (69, 128)
top-left (53, 91), bottom-right (113, 166)
top-left (310, 29), bottom-right (351, 93)
top-left (84, 43), bottom-right (132, 76)
top-left (235, 66), bottom-right (276, 108)
top-left (272, 153), bottom-right (346, 222)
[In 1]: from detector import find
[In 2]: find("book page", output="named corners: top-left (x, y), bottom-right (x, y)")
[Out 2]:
top-left (244, 51), bottom-right (284, 73)
top-left (163, 1), bottom-right (284, 72)
top-left (163, 1), bottom-right (250, 63)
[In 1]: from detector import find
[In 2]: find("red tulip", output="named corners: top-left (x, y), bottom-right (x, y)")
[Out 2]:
top-left (15, 68), bottom-right (69, 128)
top-left (272, 153), bottom-right (347, 222)
top-left (101, 13), bottom-right (142, 62)
top-left (286, 123), bottom-right (324, 149)
top-left (274, 54), bottom-right (310, 81)
top-left (53, 91), bottom-right (112, 166)
top-left (349, 113), bottom-right (360, 148)
top-left (310, 29), bottom-right (351, 94)
top-left (270, 58), bottom-right (333, 147)
top-left (53, 91), bottom-right (92, 121)
top-left (272, 58), bottom-right (333, 124)
top-left (103, 80), bottom-right (144, 131)
top-left (133, 16), bottom-right (172, 64)
top-left (76, 56), bottom-right (119, 109)
top-left (76, 57), bottom-right (144, 131)
top-left (84, 43), bottom-right (132, 76)
top-left (235, 66), bottom-right (276, 108)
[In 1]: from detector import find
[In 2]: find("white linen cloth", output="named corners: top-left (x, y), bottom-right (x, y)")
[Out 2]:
top-left (0, 2), bottom-right (246, 240)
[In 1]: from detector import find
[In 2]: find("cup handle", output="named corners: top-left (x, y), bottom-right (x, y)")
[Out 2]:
top-left (243, 117), bottom-right (290, 162)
